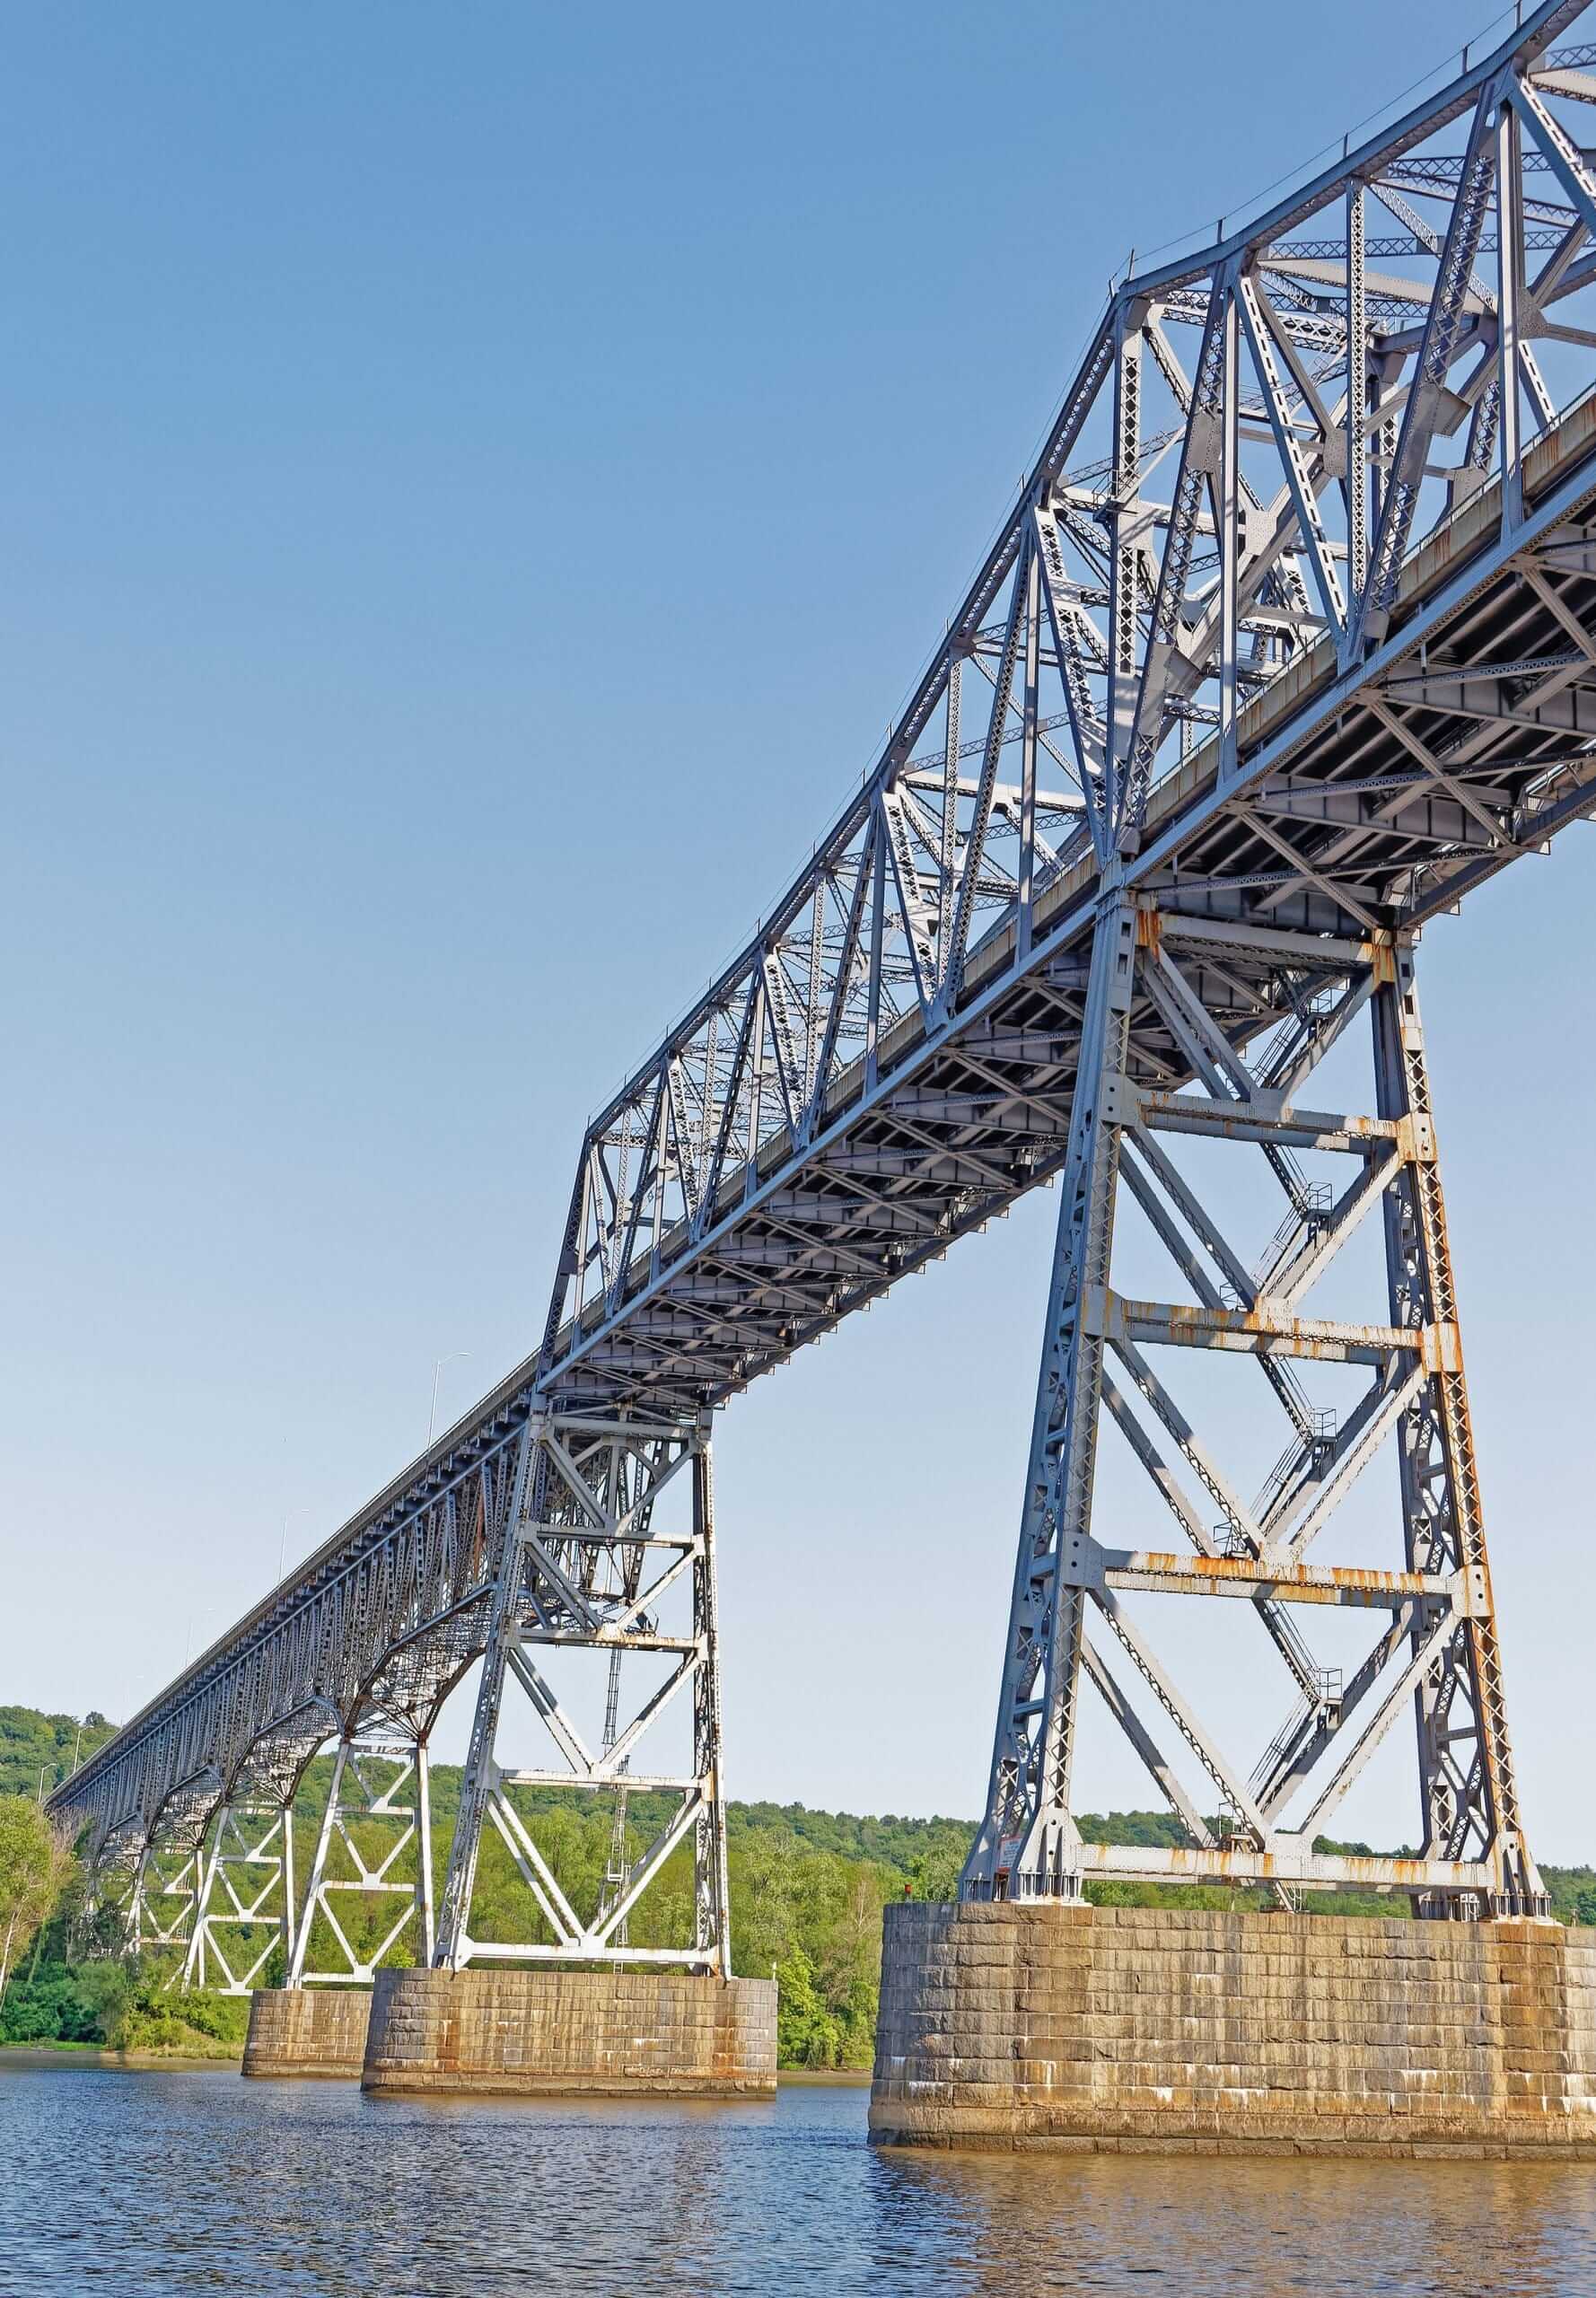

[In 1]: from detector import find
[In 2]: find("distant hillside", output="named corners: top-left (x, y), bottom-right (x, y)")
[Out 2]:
top-left (1, 1705), bottom-right (118, 1802)
top-left (10, 1701), bottom-right (1594, 1925)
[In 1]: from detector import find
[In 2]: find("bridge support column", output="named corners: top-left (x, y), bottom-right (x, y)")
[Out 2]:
top-left (962, 903), bottom-right (1543, 1912)
top-left (127, 1836), bottom-right (205, 1958)
top-left (286, 1722), bottom-right (434, 1986)
top-left (434, 1408), bottom-right (732, 1977)
top-left (182, 1800), bottom-right (295, 1995)
top-left (884, 901), bottom-right (1565, 2148)
top-left (360, 1408), bottom-right (773, 2097)
top-left (243, 1720), bottom-right (434, 2078)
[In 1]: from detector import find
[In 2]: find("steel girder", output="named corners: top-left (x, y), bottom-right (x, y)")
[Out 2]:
top-left (55, 1420), bottom-right (525, 1866)
top-left (52, 3), bottom-right (1596, 1918)
top-left (960, 905), bottom-right (1541, 1916)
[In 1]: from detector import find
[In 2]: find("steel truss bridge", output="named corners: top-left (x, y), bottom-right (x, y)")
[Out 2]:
top-left (50, 0), bottom-right (1596, 1981)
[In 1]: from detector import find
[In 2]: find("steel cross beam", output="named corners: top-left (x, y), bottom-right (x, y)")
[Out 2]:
top-left (51, 2), bottom-right (1596, 1937)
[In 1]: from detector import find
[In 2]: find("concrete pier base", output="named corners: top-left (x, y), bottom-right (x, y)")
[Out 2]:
top-left (871, 1901), bottom-right (1596, 2158)
top-left (360, 1967), bottom-right (778, 2097)
top-left (242, 1987), bottom-right (372, 2079)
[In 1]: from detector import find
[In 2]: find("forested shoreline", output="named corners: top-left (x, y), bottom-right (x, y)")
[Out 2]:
top-left (5, 1702), bottom-right (1594, 2070)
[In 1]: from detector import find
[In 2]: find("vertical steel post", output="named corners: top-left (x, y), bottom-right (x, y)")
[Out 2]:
top-left (1372, 945), bottom-right (1541, 1913)
top-left (1346, 180), bottom-right (1367, 610)
top-left (963, 892), bottom-right (1138, 1898)
top-left (287, 1738), bottom-right (350, 1987)
top-left (1216, 286), bottom-right (1241, 784)
top-left (282, 1794), bottom-right (296, 1968)
top-left (415, 1739), bottom-right (435, 1968)
top-left (1496, 94), bottom-right (1526, 531)
top-left (693, 1418), bottom-right (732, 1978)
top-left (433, 1420), bottom-right (539, 1969)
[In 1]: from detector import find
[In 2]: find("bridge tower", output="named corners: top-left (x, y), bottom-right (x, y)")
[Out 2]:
top-left (182, 1800), bottom-right (295, 1994)
top-left (286, 1722), bottom-right (434, 1987)
top-left (432, 1408), bottom-right (731, 1976)
top-left (962, 896), bottom-right (1544, 1916)
top-left (122, 1837), bottom-right (203, 1958)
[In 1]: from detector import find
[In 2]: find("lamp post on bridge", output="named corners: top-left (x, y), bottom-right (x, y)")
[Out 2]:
top-left (277, 1507), bottom-right (313, 1583)
top-left (426, 1352), bottom-right (470, 1449)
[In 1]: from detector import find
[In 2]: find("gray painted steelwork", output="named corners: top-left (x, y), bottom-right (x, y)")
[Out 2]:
top-left (51, 2), bottom-right (1596, 1958)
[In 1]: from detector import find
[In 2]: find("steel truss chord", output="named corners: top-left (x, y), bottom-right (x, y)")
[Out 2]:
top-left (963, 901), bottom-right (1544, 1916)
top-left (431, 1410), bottom-right (732, 1976)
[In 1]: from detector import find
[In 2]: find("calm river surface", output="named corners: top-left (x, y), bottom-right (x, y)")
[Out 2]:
top-left (3, 2060), bottom-right (1595, 2294)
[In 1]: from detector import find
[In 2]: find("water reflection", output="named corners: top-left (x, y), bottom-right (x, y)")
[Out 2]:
top-left (874, 2144), bottom-right (1596, 2294)
top-left (2, 2064), bottom-right (1592, 2295)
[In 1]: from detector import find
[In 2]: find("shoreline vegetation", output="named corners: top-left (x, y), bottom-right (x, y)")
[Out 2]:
top-left (0, 2039), bottom-right (241, 2069)
top-left (7, 1702), bottom-right (1594, 2073)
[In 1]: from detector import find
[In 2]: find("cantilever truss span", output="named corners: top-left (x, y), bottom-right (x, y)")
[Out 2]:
top-left (51, 1), bottom-right (1596, 1943)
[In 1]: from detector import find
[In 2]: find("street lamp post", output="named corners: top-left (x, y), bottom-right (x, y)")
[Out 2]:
top-left (427, 1353), bottom-right (470, 1449)
top-left (278, 1508), bottom-right (314, 1582)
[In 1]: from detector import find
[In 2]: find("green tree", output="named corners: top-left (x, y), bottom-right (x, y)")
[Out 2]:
top-left (0, 1708), bottom-right (117, 1802)
top-left (907, 1841), bottom-right (967, 1901)
top-left (0, 1794), bottom-right (69, 1998)
top-left (774, 1943), bottom-right (842, 2067)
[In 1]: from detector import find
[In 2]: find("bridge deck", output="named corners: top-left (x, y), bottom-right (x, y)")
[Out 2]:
top-left (543, 388), bottom-right (1596, 1417)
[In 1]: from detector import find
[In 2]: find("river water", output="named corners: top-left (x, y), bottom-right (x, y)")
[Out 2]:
top-left (3, 2060), bottom-right (1594, 2294)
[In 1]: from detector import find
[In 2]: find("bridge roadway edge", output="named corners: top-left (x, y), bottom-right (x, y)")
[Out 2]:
top-left (870, 1903), bottom-right (1596, 2157)
top-left (241, 1970), bottom-right (778, 2096)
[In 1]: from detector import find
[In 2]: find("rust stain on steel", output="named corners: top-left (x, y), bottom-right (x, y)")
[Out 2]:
top-left (1118, 1550), bottom-right (1434, 1602)
top-left (1080, 1843), bottom-right (1475, 1887)
top-left (1114, 1294), bottom-right (1416, 1354)
top-left (1134, 1094), bottom-right (1398, 1144)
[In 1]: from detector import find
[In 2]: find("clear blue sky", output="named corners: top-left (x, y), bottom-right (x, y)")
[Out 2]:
top-left (3, 3), bottom-right (1592, 1859)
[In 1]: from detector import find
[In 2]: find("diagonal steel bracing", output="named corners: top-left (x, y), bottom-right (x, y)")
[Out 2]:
top-left (961, 903), bottom-right (1542, 1914)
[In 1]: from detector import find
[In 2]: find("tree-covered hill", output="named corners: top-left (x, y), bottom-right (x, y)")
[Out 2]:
top-left (1, 1706), bottom-right (117, 1802)
top-left (5, 1701), bottom-right (1592, 2067)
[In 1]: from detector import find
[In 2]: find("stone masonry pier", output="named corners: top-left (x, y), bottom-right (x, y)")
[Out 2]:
top-left (871, 1901), bottom-right (1596, 2157)
top-left (360, 1968), bottom-right (777, 2096)
top-left (243, 1987), bottom-right (372, 2079)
